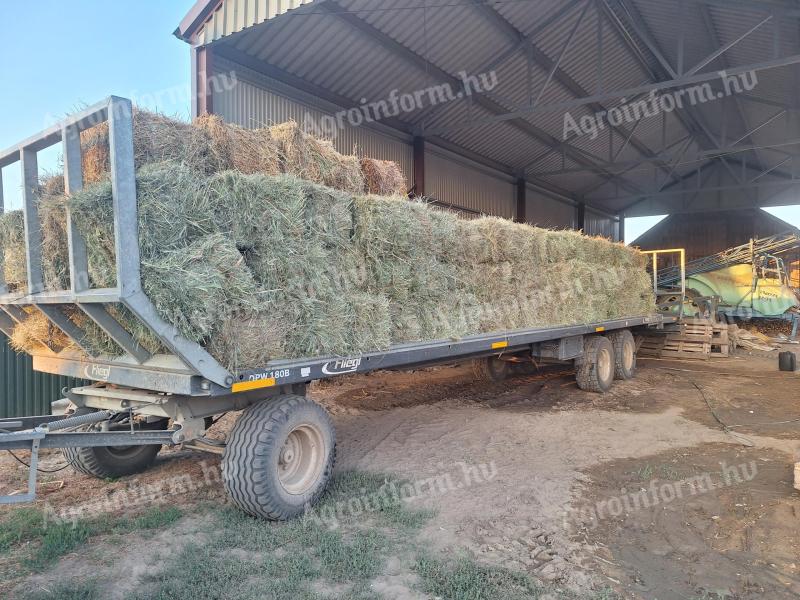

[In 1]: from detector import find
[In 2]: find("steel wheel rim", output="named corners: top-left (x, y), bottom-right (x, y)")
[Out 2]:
top-left (624, 340), bottom-right (635, 371)
top-left (597, 348), bottom-right (612, 382)
top-left (278, 423), bottom-right (325, 495)
top-left (105, 445), bottom-right (141, 457)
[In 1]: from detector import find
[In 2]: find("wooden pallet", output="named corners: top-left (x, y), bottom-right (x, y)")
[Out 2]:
top-left (639, 317), bottom-right (732, 360)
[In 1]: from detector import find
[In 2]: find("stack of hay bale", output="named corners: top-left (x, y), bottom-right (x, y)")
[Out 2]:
top-left (0, 110), bottom-right (654, 372)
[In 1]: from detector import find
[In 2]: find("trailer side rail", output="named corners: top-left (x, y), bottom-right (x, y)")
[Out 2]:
top-left (23, 314), bottom-right (671, 396)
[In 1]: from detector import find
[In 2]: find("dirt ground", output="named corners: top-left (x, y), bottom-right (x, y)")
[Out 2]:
top-left (2, 346), bottom-right (799, 599)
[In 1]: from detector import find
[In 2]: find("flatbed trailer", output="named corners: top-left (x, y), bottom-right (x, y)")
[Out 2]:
top-left (0, 97), bottom-right (676, 518)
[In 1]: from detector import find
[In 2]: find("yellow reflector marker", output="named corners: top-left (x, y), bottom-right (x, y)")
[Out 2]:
top-left (491, 341), bottom-right (509, 350)
top-left (232, 378), bottom-right (276, 393)
top-left (595, 327), bottom-right (606, 332)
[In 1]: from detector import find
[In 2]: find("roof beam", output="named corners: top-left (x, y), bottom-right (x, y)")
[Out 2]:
top-left (421, 52), bottom-right (800, 137)
top-left (694, 0), bottom-right (800, 19)
top-left (600, 175), bottom-right (800, 205)
top-left (687, 14), bottom-right (773, 76)
top-left (610, 0), bottom-right (678, 78)
top-left (612, 0), bottom-right (766, 185)
top-left (471, 1), bottom-right (678, 183)
top-left (620, 156), bottom-right (719, 214)
top-left (319, 0), bottom-right (645, 201)
top-left (697, 3), bottom-right (792, 169)
top-left (577, 0), bottom-right (784, 194)
top-left (533, 135), bottom-right (800, 177)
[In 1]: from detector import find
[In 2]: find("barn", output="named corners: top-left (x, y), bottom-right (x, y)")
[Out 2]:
top-left (631, 209), bottom-right (800, 284)
top-left (175, 0), bottom-right (800, 240)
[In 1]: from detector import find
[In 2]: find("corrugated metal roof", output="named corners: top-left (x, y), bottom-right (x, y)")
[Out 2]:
top-left (178, 0), bottom-right (316, 44)
top-left (180, 0), bottom-right (800, 216)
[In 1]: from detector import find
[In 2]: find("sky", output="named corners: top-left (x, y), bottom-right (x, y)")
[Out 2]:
top-left (2, 1), bottom-right (799, 242)
top-left (0, 1), bottom-right (192, 210)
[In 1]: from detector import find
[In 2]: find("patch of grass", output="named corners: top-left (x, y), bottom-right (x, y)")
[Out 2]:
top-left (659, 464), bottom-right (681, 481)
top-left (316, 528), bottom-right (387, 582)
top-left (10, 472), bottom-right (624, 600)
top-left (23, 521), bottom-right (95, 571)
top-left (631, 463), bottom-right (685, 482)
top-left (632, 464), bottom-right (654, 480)
top-left (131, 544), bottom-right (267, 600)
top-left (415, 554), bottom-right (622, 600)
top-left (19, 580), bottom-right (100, 600)
top-left (0, 507), bottom-right (46, 553)
top-left (415, 554), bottom-right (547, 600)
top-left (131, 472), bottom-right (434, 600)
top-left (2, 505), bottom-right (183, 573)
top-left (119, 506), bottom-right (183, 532)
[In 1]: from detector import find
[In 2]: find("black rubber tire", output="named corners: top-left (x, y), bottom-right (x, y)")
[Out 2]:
top-left (607, 330), bottom-right (637, 380)
top-left (472, 357), bottom-right (511, 382)
top-left (512, 360), bottom-right (539, 376)
top-left (62, 409), bottom-right (164, 479)
top-left (575, 336), bottom-right (615, 393)
top-left (223, 395), bottom-right (336, 521)
top-left (779, 351), bottom-right (797, 372)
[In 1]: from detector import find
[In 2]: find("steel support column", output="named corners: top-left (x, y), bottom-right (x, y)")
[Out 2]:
top-left (194, 46), bottom-right (214, 117)
top-left (413, 137), bottom-right (426, 198)
top-left (576, 202), bottom-right (586, 231)
top-left (515, 179), bottom-right (526, 224)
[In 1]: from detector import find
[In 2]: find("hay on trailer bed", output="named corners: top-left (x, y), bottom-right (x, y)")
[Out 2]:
top-left (59, 163), bottom-right (652, 371)
top-left (0, 210), bottom-right (27, 293)
top-left (361, 158), bottom-right (407, 196)
top-left (194, 114), bottom-right (281, 176)
top-left (80, 110), bottom-right (377, 196)
top-left (270, 121), bottom-right (364, 194)
top-left (10, 107), bottom-right (652, 372)
top-left (8, 308), bottom-right (71, 353)
top-left (80, 109), bottom-right (225, 184)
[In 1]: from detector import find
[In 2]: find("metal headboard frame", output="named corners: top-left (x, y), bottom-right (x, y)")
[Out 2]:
top-left (0, 97), bottom-right (233, 389)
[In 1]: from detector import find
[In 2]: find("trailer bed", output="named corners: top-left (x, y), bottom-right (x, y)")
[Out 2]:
top-left (26, 314), bottom-right (673, 396)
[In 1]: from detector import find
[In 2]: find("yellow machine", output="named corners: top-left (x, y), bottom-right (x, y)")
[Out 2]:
top-left (687, 260), bottom-right (799, 320)
top-left (646, 235), bottom-right (800, 336)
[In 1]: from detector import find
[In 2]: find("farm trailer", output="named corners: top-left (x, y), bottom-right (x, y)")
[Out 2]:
top-left (0, 97), bottom-right (675, 518)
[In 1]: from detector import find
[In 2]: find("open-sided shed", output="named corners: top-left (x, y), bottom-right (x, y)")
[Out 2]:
top-left (176, 0), bottom-right (800, 241)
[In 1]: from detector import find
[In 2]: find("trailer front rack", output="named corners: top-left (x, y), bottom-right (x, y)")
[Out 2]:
top-left (0, 96), bottom-right (233, 390)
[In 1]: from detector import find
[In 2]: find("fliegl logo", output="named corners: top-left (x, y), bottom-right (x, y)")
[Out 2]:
top-left (321, 358), bottom-right (362, 376)
top-left (83, 363), bottom-right (111, 381)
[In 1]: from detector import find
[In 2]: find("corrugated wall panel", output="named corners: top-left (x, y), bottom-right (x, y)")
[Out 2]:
top-left (526, 188), bottom-right (575, 229)
top-left (212, 66), bottom-right (414, 183)
top-left (0, 335), bottom-right (85, 418)
top-left (425, 151), bottom-right (515, 218)
top-left (585, 209), bottom-right (619, 240)
top-left (212, 58), bottom-right (530, 219)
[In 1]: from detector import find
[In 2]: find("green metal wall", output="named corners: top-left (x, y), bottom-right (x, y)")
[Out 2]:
top-left (0, 334), bottom-right (85, 418)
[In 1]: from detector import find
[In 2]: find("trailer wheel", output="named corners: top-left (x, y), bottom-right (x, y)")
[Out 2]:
top-left (575, 336), bottom-right (615, 393)
top-left (607, 330), bottom-right (637, 380)
top-left (223, 395), bottom-right (335, 520)
top-left (62, 409), bottom-right (165, 479)
top-left (472, 357), bottom-right (510, 382)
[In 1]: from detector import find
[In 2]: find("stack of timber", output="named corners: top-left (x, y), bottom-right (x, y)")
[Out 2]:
top-left (639, 318), bottom-right (732, 360)
top-left (732, 326), bottom-right (780, 353)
